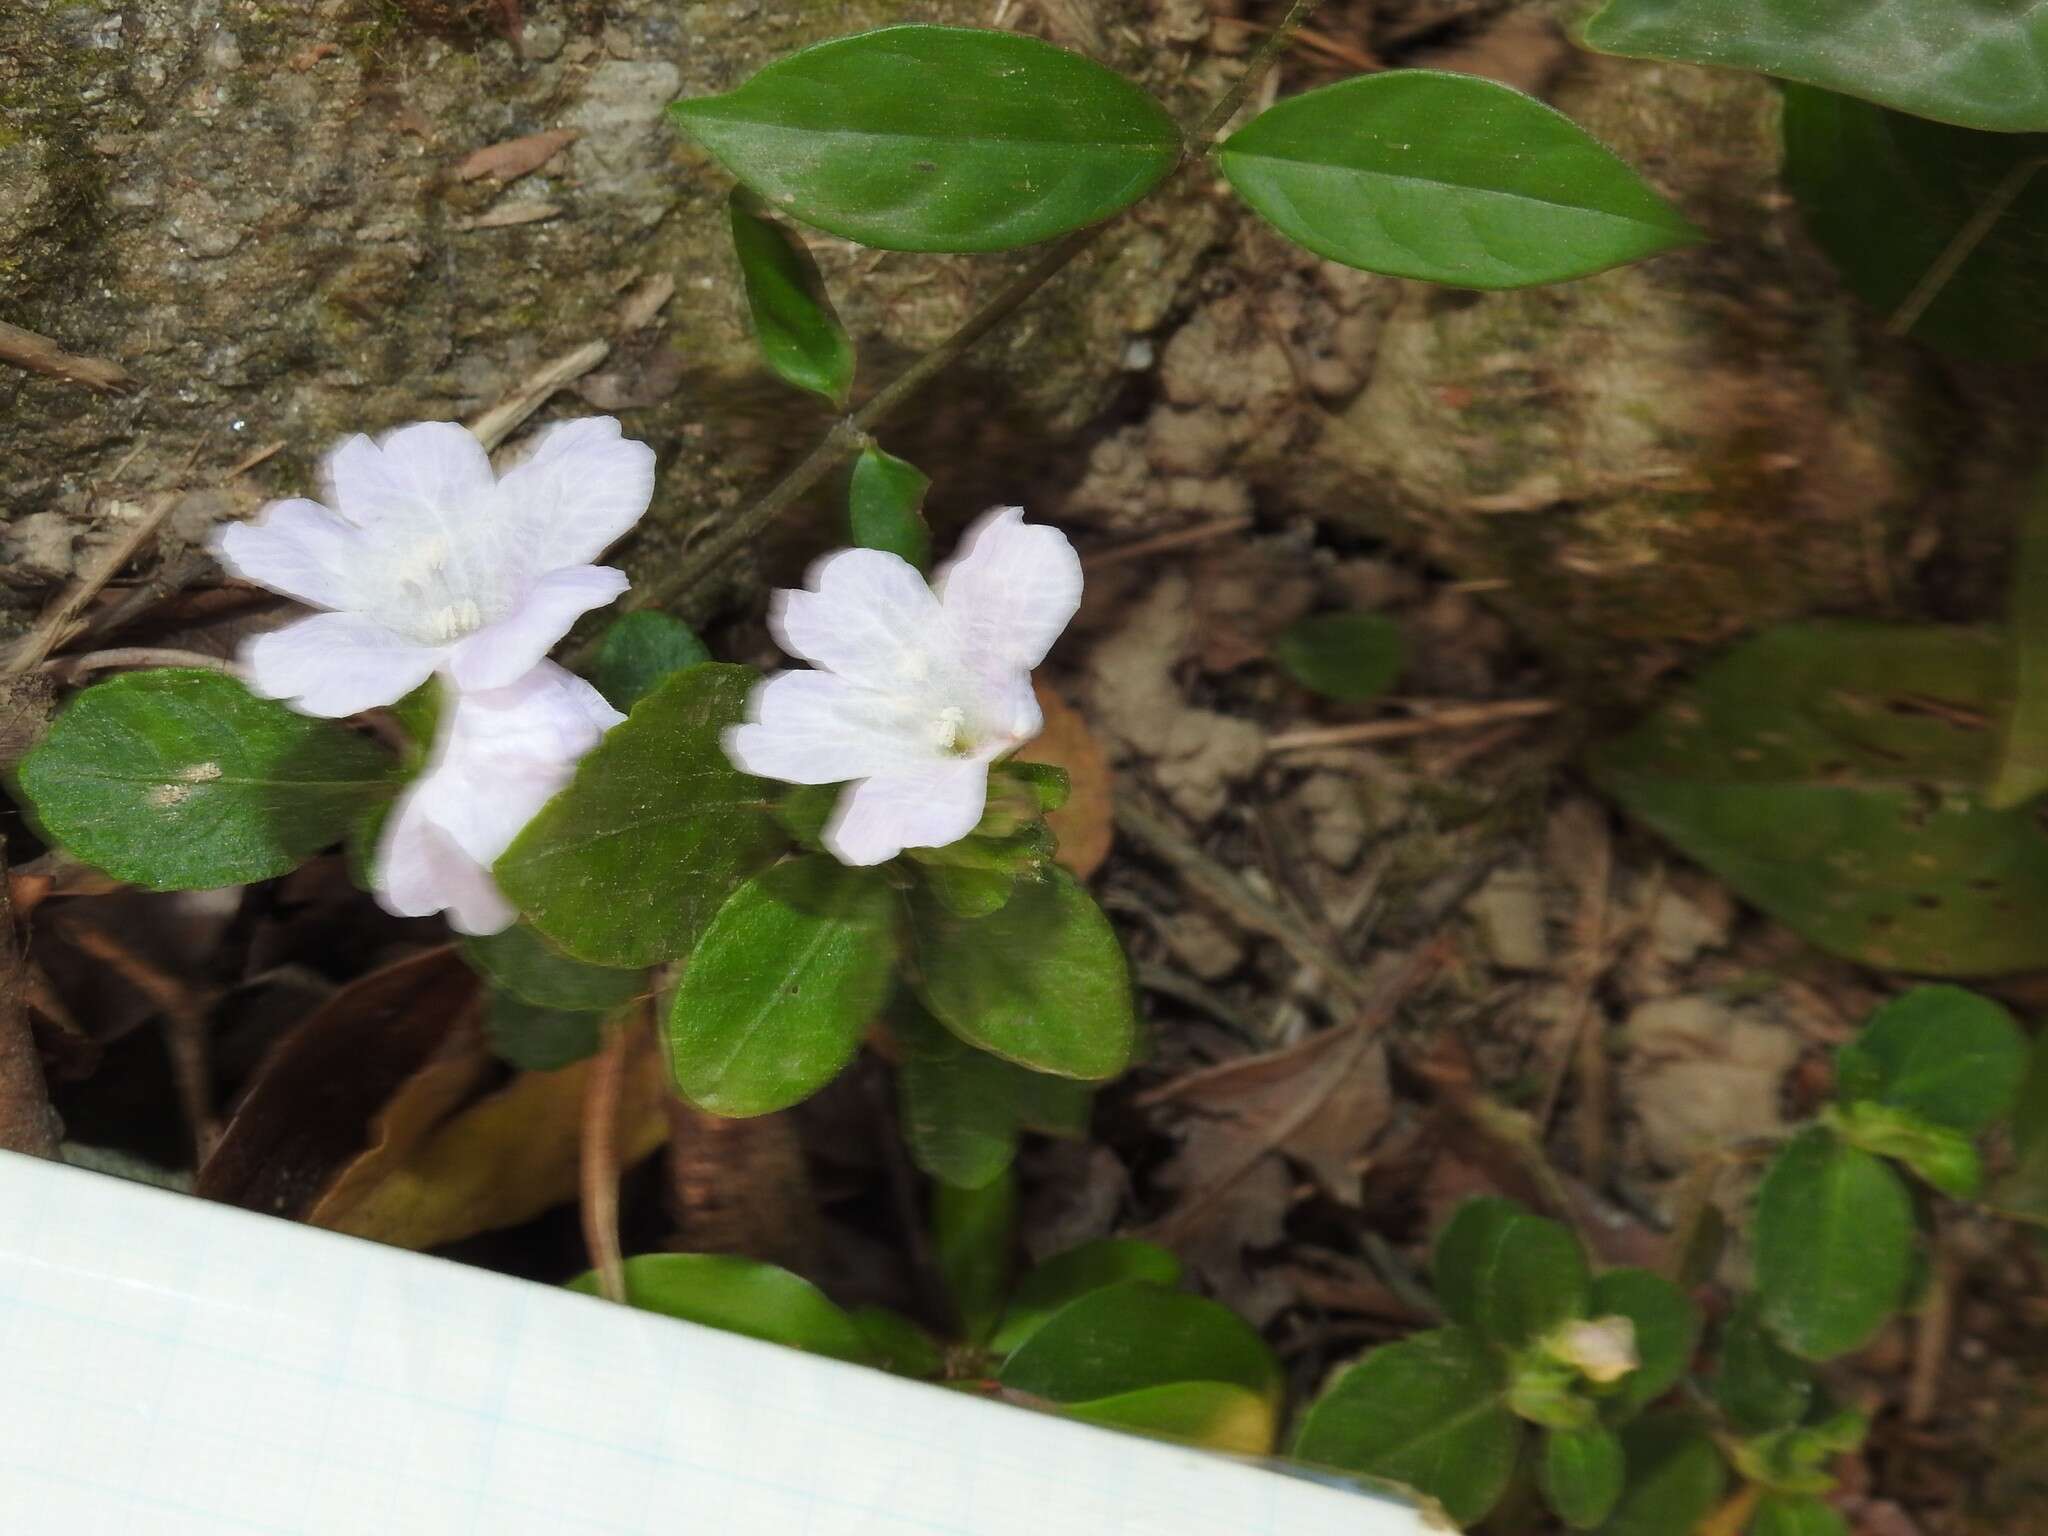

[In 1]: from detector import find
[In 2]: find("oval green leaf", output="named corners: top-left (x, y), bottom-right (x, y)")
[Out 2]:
top-left (998, 1281), bottom-right (1281, 1410)
top-left (1834, 985), bottom-right (2026, 1133)
top-left (1063, 1381), bottom-right (1278, 1456)
top-left (1600, 1412), bottom-right (1727, 1536)
top-left (1272, 611), bottom-right (1405, 702)
top-left (666, 857), bottom-right (896, 1116)
top-left (850, 1306), bottom-right (946, 1379)
top-left (909, 865), bottom-right (1135, 1081)
top-left (1542, 1423), bottom-right (1626, 1530)
top-left (991, 1238), bottom-right (1184, 1357)
top-left (730, 192), bottom-right (855, 403)
top-left (568, 1253), bottom-right (875, 1364)
top-left (1751, 1494), bottom-right (1850, 1536)
top-left (894, 994), bottom-right (1087, 1190)
top-left (1434, 1196), bottom-right (1592, 1348)
top-left (1588, 1267), bottom-right (1701, 1421)
top-left (671, 26), bottom-right (1181, 252)
top-left (1218, 70), bottom-right (1697, 289)
top-left (461, 921), bottom-right (645, 1012)
top-left (1712, 1298), bottom-right (1815, 1435)
top-left (484, 993), bottom-right (604, 1072)
top-left (588, 611), bottom-right (711, 714)
top-left (1754, 1129), bottom-right (1914, 1361)
top-left (933, 1165), bottom-right (1015, 1344)
top-left (495, 664), bottom-right (786, 967)
top-left (1292, 1326), bottom-right (1520, 1529)
top-left (17, 668), bottom-right (397, 890)
top-left (849, 444), bottom-right (933, 571)
top-left (1583, 0), bottom-right (2048, 134)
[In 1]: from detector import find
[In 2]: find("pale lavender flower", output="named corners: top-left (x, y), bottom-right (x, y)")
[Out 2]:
top-left (213, 418), bottom-right (654, 717)
top-left (375, 661), bottom-right (622, 935)
top-left (724, 506), bottom-right (1082, 866)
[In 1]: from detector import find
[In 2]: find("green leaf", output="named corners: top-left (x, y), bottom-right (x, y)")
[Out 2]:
top-left (16, 669), bottom-right (396, 890)
top-left (1993, 469), bottom-right (2048, 805)
top-left (666, 857), bottom-right (896, 1116)
top-left (461, 922), bottom-right (645, 1012)
top-left (1598, 1413), bottom-right (1727, 1536)
top-left (1713, 1299), bottom-right (1816, 1435)
top-left (1272, 612), bottom-right (1405, 702)
top-left (894, 995), bottom-right (1088, 1189)
top-left (1541, 1424), bottom-right (1626, 1530)
top-left (588, 611), bottom-right (711, 714)
top-left (1988, 1028), bottom-right (2048, 1222)
top-left (1754, 1129), bottom-right (1915, 1361)
top-left (1588, 1268), bottom-right (1701, 1421)
top-left (1829, 1100), bottom-right (1983, 1199)
top-left (1750, 1494), bottom-right (1850, 1536)
top-left (729, 192), bottom-right (855, 404)
top-left (1582, 0), bottom-right (2048, 134)
top-left (1835, 985), bottom-right (2027, 1133)
top-left (850, 1306), bottom-right (946, 1379)
top-left (908, 865), bottom-right (1134, 1081)
top-left (1591, 621), bottom-right (2048, 976)
top-left (1291, 1326), bottom-right (1520, 1528)
top-left (1781, 87), bottom-right (2048, 363)
top-left (496, 664), bottom-right (786, 968)
top-left (1055, 1380), bottom-right (1280, 1456)
top-left (848, 445), bottom-right (933, 571)
top-left (670, 25), bottom-right (1180, 253)
top-left (933, 1164), bottom-right (1014, 1343)
top-left (919, 862), bottom-right (1018, 919)
top-left (1733, 1410), bottom-right (1869, 1498)
top-left (990, 1239), bottom-right (1184, 1357)
top-left (568, 1254), bottom-right (874, 1364)
top-left (483, 993), bottom-right (604, 1071)
top-left (1218, 70), bottom-right (1697, 289)
top-left (1434, 1196), bottom-right (1592, 1349)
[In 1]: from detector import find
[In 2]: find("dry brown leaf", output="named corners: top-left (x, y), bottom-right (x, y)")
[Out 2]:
top-left (311, 1024), bottom-right (669, 1250)
top-left (1027, 680), bottom-right (1113, 878)
top-left (454, 128), bottom-right (577, 183)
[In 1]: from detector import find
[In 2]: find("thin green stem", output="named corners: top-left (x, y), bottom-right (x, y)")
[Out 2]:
top-left (1887, 155), bottom-right (2046, 340)
top-left (613, 0), bottom-right (1326, 629)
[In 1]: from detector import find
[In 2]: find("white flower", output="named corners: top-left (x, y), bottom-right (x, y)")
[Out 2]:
top-left (213, 418), bottom-right (655, 718)
top-left (724, 505), bottom-right (1083, 866)
top-left (375, 661), bottom-right (622, 935)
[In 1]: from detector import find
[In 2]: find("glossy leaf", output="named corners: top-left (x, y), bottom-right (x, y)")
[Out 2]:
top-left (1754, 1129), bottom-right (1914, 1361)
top-left (1218, 70), bottom-right (1697, 289)
top-left (1057, 1380), bottom-right (1278, 1455)
top-left (1831, 1100), bottom-right (1983, 1198)
top-left (851, 1306), bottom-right (946, 1379)
top-left (1782, 87), bottom-right (2048, 363)
top-left (1835, 985), bottom-right (2027, 1133)
top-left (496, 664), bottom-right (786, 967)
top-left (730, 193), bottom-right (855, 403)
top-left (1542, 1424), bottom-right (1626, 1530)
top-left (1588, 1268), bottom-right (1701, 1420)
top-left (568, 1253), bottom-right (874, 1364)
top-left (1272, 612), bottom-right (1406, 702)
top-left (934, 1165), bottom-right (1014, 1343)
top-left (1713, 1299), bottom-right (1816, 1435)
top-left (1599, 1413), bottom-right (1727, 1536)
top-left (848, 445), bottom-right (933, 571)
top-left (909, 865), bottom-right (1135, 1080)
top-left (1583, 0), bottom-right (2048, 133)
top-left (894, 995), bottom-right (1089, 1190)
top-left (1434, 1196), bottom-right (1591, 1349)
top-left (1291, 1326), bottom-right (1520, 1528)
top-left (461, 922), bottom-right (644, 1012)
top-left (991, 1239), bottom-right (1183, 1357)
top-left (483, 993), bottom-right (604, 1072)
top-left (17, 668), bottom-right (396, 890)
top-left (588, 611), bottom-right (711, 714)
top-left (1592, 622), bottom-right (2048, 976)
top-left (671, 26), bottom-right (1180, 252)
top-left (1751, 1494), bottom-right (1851, 1536)
top-left (666, 857), bottom-right (896, 1116)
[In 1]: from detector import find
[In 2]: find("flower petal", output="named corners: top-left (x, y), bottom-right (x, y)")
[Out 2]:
top-left (492, 417), bottom-right (658, 568)
top-left (211, 499), bottom-right (365, 611)
top-left (934, 506), bottom-right (1082, 673)
top-left (326, 421), bottom-right (496, 532)
top-left (823, 757), bottom-right (991, 866)
top-left (770, 546), bottom-right (948, 694)
top-left (242, 612), bottom-right (441, 717)
top-left (723, 669), bottom-right (937, 785)
top-left (374, 794), bottom-right (516, 935)
top-left (445, 565), bottom-right (630, 691)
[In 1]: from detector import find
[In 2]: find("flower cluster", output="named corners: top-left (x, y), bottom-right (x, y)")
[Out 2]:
top-left (724, 506), bottom-right (1082, 865)
top-left (215, 418), bottom-right (653, 933)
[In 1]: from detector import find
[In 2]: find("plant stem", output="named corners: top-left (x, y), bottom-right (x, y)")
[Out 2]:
top-left (615, 0), bottom-right (1326, 626)
top-left (1887, 155), bottom-right (2046, 340)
